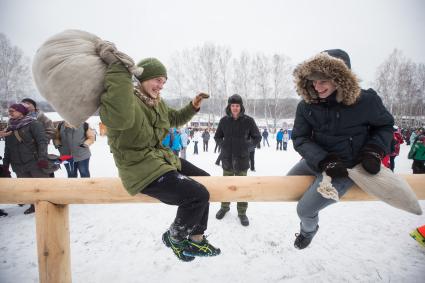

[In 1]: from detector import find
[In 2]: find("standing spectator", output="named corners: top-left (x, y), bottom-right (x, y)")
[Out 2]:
top-left (171, 128), bottom-right (183, 156)
top-left (389, 126), bottom-right (404, 171)
top-left (262, 128), bottom-right (270, 147)
top-left (248, 138), bottom-right (258, 172)
top-left (193, 130), bottom-right (201, 154)
top-left (162, 128), bottom-right (174, 149)
top-left (282, 130), bottom-right (290, 151)
top-left (0, 153), bottom-right (12, 217)
top-left (54, 121), bottom-right (95, 178)
top-left (288, 49), bottom-right (393, 249)
top-left (214, 94), bottom-right (261, 226)
top-left (409, 131), bottom-right (425, 174)
top-left (202, 129), bottom-right (210, 152)
top-left (21, 98), bottom-right (56, 141)
top-left (180, 128), bottom-right (189, 160)
top-left (276, 129), bottom-right (284, 150)
top-left (3, 103), bottom-right (50, 214)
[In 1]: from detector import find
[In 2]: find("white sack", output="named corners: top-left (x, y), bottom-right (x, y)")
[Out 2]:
top-left (348, 164), bottom-right (422, 215)
top-left (32, 30), bottom-right (143, 127)
top-left (32, 29), bottom-right (106, 126)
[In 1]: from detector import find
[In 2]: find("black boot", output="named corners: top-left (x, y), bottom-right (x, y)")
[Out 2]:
top-left (238, 215), bottom-right (249, 226)
top-left (24, 204), bottom-right (35, 215)
top-left (294, 225), bottom-right (319, 249)
top-left (0, 209), bottom-right (7, 217)
top-left (215, 208), bottom-right (229, 220)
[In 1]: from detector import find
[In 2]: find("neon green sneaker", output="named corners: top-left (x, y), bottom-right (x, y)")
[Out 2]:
top-left (410, 228), bottom-right (425, 248)
top-left (162, 231), bottom-right (195, 262)
top-left (183, 236), bottom-right (221, 257)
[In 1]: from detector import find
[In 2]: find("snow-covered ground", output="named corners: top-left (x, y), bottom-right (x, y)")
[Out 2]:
top-left (0, 114), bottom-right (424, 283)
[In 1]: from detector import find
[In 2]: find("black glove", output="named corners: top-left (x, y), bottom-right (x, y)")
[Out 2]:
top-left (318, 154), bottom-right (348, 178)
top-left (79, 143), bottom-right (88, 148)
top-left (359, 144), bottom-right (384, 175)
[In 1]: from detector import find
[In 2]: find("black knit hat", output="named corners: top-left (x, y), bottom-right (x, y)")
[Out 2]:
top-left (136, 58), bottom-right (167, 82)
top-left (323, 49), bottom-right (351, 69)
top-left (228, 94), bottom-right (243, 105)
top-left (21, 98), bottom-right (37, 109)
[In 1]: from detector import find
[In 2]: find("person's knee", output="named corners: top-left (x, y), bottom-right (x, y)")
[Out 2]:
top-left (296, 202), bottom-right (312, 218)
top-left (196, 184), bottom-right (210, 203)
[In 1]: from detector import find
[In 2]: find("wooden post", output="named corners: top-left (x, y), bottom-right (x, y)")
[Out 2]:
top-left (35, 201), bottom-right (71, 283)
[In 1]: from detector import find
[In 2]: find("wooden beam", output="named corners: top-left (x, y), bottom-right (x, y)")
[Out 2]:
top-left (0, 175), bottom-right (424, 204)
top-left (35, 201), bottom-right (71, 283)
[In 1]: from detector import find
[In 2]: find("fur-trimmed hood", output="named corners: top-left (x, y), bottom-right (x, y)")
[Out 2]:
top-left (293, 51), bottom-right (361, 105)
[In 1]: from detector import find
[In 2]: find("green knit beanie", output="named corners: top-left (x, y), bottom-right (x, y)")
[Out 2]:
top-left (136, 58), bottom-right (167, 82)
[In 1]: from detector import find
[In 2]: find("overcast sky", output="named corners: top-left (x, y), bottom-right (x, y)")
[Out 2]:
top-left (1, 0), bottom-right (424, 86)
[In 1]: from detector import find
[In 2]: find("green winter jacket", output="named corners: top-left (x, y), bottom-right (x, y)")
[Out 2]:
top-left (100, 63), bottom-right (197, 195)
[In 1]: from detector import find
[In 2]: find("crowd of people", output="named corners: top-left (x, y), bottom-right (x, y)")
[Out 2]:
top-left (0, 98), bottom-right (95, 216)
top-left (1, 48), bottom-right (424, 259)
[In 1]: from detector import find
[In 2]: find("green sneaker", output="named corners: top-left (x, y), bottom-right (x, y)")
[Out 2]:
top-left (183, 236), bottom-right (221, 257)
top-left (410, 228), bottom-right (425, 248)
top-left (162, 231), bottom-right (195, 262)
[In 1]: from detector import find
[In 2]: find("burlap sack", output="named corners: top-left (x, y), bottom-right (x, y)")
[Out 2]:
top-left (32, 30), bottom-right (106, 127)
top-left (33, 30), bottom-right (143, 127)
top-left (347, 164), bottom-right (422, 215)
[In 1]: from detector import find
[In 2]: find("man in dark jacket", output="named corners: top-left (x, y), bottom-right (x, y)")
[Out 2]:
top-left (3, 103), bottom-right (50, 214)
top-left (214, 94), bottom-right (261, 226)
top-left (288, 49), bottom-right (394, 249)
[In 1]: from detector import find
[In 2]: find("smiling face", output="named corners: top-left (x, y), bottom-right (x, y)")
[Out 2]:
top-left (230, 104), bottom-right (241, 118)
top-left (8, 108), bottom-right (24, 119)
top-left (313, 80), bottom-right (337, 99)
top-left (139, 76), bottom-right (167, 99)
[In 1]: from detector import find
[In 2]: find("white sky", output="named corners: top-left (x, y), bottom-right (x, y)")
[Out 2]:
top-left (1, 0), bottom-right (424, 85)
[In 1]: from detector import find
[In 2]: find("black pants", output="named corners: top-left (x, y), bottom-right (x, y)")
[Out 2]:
top-left (194, 141), bottom-right (199, 154)
top-left (142, 158), bottom-right (210, 240)
top-left (249, 151), bottom-right (255, 170)
top-left (277, 140), bottom-right (283, 150)
top-left (203, 141), bottom-right (209, 152)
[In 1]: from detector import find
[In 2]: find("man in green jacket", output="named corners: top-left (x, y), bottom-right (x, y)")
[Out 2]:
top-left (97, 48), bottom-right (220, 262)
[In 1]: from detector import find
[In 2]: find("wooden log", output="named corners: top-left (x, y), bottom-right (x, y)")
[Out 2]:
top-left (35, 201), bottom-right (71, 283)
top-left (0, 175), bottom-right (424, 204)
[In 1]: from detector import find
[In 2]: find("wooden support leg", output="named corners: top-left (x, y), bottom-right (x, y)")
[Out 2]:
top-left (35, 201), bottom-right (71, 283)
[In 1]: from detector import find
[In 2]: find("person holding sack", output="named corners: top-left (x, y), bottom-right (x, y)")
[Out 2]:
top-left (95, 41), bottom-right (220, 262)
top-left (287, 49), bottom-right (394, 249)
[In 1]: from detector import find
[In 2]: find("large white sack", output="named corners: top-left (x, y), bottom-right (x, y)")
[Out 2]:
top-left (32, 30), bottom-right (143, 126)
top-left (347, 164), bottom-right (422, 215)
top-left (32, 29), bottom-right (106, 126)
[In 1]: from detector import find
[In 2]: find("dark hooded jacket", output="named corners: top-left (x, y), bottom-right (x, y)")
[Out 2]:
top-left (214, 95), bottom-right (261, 172)
top-left (292, 50), bottom-right (394, 170)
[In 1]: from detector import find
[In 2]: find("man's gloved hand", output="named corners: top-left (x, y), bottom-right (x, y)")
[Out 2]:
top-left (359, 144), bottom-right (384, 175)
top-left (192, 93), bottom-right (209, 110)
top-left (37, 160), bottom-right (49, 169)
top-left (318, 154), bottom-right (348, 178)
top-left (95, 40), bottom-right (119, 66)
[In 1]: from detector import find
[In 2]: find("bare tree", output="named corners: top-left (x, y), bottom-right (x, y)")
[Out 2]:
top-left (216, 46), bottom-right (232, 117)
top-left (231, 52), bottom-right (253, 112)
top-left (271, 53), bottom-right (293, 130)
top-left (167, 51), bottom-right (188, 108)
top-left (0, 33), bottom-right (34, 119)
top-left (252, 53), bottom-right (271, 125)
top-left (375, 49), bottom-right (425, 127)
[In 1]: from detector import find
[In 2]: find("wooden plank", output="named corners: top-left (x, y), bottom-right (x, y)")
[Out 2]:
top-left (35, 201), bottom-right (71, 283)
top-left (0, 175), bottom-right (424, 204)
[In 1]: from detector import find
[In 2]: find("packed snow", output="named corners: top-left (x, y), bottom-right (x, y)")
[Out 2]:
top-left (0, 114), bottom-right (424, 283)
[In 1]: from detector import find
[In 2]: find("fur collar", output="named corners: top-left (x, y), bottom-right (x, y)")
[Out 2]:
top-left (293, 53), bottom-right (361, 105)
